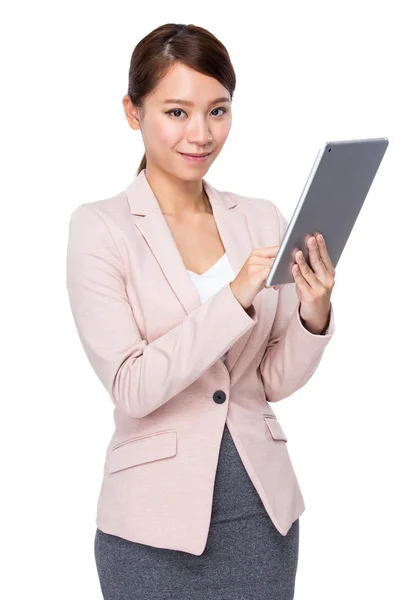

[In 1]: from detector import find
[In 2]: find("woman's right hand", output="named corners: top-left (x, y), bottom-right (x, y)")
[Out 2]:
top-left (230, 245), bottom-right (281, 310)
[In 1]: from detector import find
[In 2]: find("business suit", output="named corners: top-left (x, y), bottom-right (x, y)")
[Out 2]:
top-left (66, 169), bottom-right (335, 559)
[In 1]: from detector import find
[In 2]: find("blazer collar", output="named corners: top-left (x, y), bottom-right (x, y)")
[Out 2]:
top-left (126, 168), bottom-right (237, 215)
top-left (125, 169), bottom-right (260, 372)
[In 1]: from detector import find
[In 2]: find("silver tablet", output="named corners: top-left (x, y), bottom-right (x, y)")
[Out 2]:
top-left (265, 137), bottom-right (389, 287)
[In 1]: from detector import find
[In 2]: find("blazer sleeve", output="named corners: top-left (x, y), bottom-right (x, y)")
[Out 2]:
top-left (66, 204), bottom-right (258, 419)
top-left (259, 201), bottom-right (336, 403)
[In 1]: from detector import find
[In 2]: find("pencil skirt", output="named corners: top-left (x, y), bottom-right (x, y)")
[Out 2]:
top-left (94, 423), bottom-right (300, 600)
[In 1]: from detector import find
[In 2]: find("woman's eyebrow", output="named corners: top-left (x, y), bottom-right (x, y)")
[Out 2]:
top-left (162, 97), bottom-right (231, 106)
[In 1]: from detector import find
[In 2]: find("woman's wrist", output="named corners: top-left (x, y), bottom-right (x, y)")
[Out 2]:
top-left (299, 304), bottom-right (331, 335)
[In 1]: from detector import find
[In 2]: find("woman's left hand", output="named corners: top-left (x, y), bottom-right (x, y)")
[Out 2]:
top-left (274, 233), bottom-right (336, 330)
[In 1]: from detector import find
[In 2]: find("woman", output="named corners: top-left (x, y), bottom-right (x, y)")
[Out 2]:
top-left (66, 23), bottom-right (335, 600)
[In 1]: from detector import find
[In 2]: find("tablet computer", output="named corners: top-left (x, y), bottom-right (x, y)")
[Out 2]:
top-left (265, 137), bottom-right (389, 287)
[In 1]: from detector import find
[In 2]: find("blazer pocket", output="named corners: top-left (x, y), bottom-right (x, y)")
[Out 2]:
top-left (263, 415), bottom-right (288, 442)
top-left (108, 430), bottom-right (177, 474)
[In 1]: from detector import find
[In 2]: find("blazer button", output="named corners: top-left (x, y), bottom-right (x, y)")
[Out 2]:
top-left (213, 390), bottom-right (226, 404)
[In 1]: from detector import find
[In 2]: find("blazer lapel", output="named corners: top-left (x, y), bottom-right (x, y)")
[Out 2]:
top-left (125, 169), bottom-right (261, 372)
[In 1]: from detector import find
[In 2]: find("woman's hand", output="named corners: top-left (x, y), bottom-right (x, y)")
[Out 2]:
top-left (230, 245), bottom-right (281, 310)
top-left (230, 233), bottom-right (335, 332)
top-left (290, 233), bottom-right (336, 332)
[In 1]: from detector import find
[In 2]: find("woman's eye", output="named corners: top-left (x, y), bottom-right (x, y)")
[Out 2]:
top-left (166, 107), bottom-right (228, 118)
top-left (212, 107), bottom-right (227, 117)
top-left (166, 109), bottom-right (186, 118)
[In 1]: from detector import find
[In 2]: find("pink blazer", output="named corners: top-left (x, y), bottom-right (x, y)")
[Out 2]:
top-left (66, 169), bottom-right (335, 556)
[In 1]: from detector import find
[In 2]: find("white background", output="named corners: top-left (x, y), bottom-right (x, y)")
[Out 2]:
top-left (2, 1), bottom-right (416, 598)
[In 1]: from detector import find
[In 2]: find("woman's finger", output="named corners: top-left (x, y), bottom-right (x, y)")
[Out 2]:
top-left (292, 263), bottom-right (312, 297)
top-left (307, 236), bottom-right (329, 280)
top-left (294, 250), bottom-right (320, 290)
top-left (316, 234), bottom-right (336, 276)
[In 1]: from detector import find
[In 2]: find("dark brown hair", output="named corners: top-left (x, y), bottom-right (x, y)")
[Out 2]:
top-left (127, 23), bottom-right (236, 176)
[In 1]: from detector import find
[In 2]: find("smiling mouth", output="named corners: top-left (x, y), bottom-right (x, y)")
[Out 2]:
top-left (179, 152), bottom-right (212, 157)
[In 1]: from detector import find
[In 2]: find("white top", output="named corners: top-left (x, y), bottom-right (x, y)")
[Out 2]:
top-left (186, 253), bottom-right (236, 362)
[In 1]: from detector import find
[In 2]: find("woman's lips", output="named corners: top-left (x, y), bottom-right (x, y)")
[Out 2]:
top-left (179, 152), bottom-right (212, 163)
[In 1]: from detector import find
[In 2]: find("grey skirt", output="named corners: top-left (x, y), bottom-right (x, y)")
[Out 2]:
top-left (94, 423), bottom-right (300, 600)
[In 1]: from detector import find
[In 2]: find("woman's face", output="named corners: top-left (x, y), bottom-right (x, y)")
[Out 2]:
top-left (124, 63), bottom-right (232, 180)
